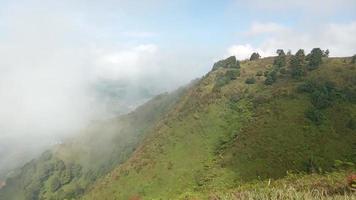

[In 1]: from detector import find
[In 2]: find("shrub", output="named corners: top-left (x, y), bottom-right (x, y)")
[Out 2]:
top-left (279, 68), bottom-right (288, 74)
top-left (347, 118), bottom-right (356, 130)
top-left (245, 77), bottom-right (256, 84)
top-left (225, 69), bottom-right (240, 80)
top-left (256, 71), bottom-right (263, 76)
top-left (50, 177), bottom-right (61, 192)
top-left (305, 107), bottom-right (324, 125)
top-left (310, 90), bottom-right (333, 109)
top-left (264, 70), bottom-right (277, 85)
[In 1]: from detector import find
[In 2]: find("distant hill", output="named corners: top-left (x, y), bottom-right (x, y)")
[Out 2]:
top-left (1, 51), bottom-right (355, 200)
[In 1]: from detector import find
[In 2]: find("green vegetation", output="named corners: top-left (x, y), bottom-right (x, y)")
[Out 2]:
top-left (307, 48), bottom-right (323, 70)
top-left (250, 52), bottom-right (261, 61)
top-left (1, 52), bottom-right (356, 200)
top-left (352, 55), bottom-right (356, 64)
top-left (0, 88), bottom-right (187, 200)
top-left (212, 56), bottom-right (240, 71)
top-left (245, 77), bottom-right (256, 84)
top-left (290, 49), bottom-right (306, 79)
top-left (82, 54), bottom-right (356, 199)
top-left (274, 49), bottom-right (286, 68)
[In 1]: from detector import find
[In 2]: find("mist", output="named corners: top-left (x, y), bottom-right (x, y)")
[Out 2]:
top-left (0, 0), bottom-right (209, 177)
top-left (1, 0), bottom-right (355, 179)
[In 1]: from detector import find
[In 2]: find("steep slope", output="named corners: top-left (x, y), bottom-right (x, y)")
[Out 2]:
top-left (83, 56), bottom-right (356, 199)
top-left (0, 87), bottom-right (188, 200)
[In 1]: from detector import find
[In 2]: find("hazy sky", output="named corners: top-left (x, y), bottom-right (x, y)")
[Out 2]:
top-left (0, 0), bottom-right (355, 175)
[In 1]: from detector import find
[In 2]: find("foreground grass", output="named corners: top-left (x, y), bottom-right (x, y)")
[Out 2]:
top-left (179, 171), bottom-right (356, 200)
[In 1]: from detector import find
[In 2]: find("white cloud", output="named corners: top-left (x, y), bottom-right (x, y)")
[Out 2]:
top-left (227, 44), bottom-right (271, 60)
top-left (245, 22), bottom-right (289, 37)
top-left (227, 21), bottom-right (356, 60)
top-left (121, 31), bottom-right (157, 38)
top-left (243, 0), bottom-right (356, 14)
top-left (94, 44), bottom-right (159, 80)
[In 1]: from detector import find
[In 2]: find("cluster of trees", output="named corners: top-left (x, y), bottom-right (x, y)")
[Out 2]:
top-left (2, 151), bottom-right (84, 200)
top-left (213, 56), bottom-right (241, 91)
top-left (212, 56), bottom-right (240, 71)
top-left (257, 48), bottom-right (328, 85)
top-left (297, 78), bottom-right (356, 125)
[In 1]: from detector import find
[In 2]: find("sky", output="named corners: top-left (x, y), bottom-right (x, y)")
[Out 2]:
top-left (0, 0), bottom-right (355, 175)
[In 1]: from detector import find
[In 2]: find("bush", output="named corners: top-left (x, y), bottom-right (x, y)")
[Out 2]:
top-left (256, 71), bottom-right (263, 76)
top-left (245, 77), bottom-right (256, 84)
top-left (305, 107), bottom-right (324, 125)
top-left (225, 69), bottom-right (240, 80)
top-left (279, 68), bottom-right (288, 74)
top-left (264, 70), bottom-right (277, 85)
top-left (215, 77), bottom-right (229, 88)
top-left (310, 90), bottom-right (333, 109)
top-left (346, 118), bottom-right (356, 130)
top-left (50, 177), bottom-right (61, 192)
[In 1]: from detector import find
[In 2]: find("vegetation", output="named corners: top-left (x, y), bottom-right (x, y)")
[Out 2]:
top-left (352, 55), bottom-right (356, 64)
top-left (82, 54), bottom-right (356, 199)
top-left (0, 88), bottom-right (187, 200)
top-left (245, 77), bottom-right (256, 84)
top-left (212, 56), bottom-right (240, 70)
top-left (307, 48), bottom-right (323, 70)
top-left (290, 49), bottom-right (306, 79)
top-left (250, 52), bottom-right (261, 61)
top-left (1, 52), bottom-right (356, 200)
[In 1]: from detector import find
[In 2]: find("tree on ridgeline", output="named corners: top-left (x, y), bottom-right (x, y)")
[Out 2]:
top-left (307, 48), bottom-right (323, 70)
top-left (274, 49), bottom-right (286, 68)
top-left (249, 52), bottom-right (261, 61)
top-left (290, 49), bottom-right (306, 79)
top-left (351, 55), bottom-right (356, 64)
top-left (323, 49), bottom-right (330, 58)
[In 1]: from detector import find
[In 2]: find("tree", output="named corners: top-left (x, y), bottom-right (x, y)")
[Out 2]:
top-left (276, 49), bottom-right (285, 56)
top-left (323, 49), bottom-right (330, 57)
top-left (249, 52), bottom-right (261, 61)
top-left (351, 55), bottom-right (356, 64)
top-left (307, 48), bottom-right (323, 70)
top-left (290, 49), bottom-right (306, 79)
top-left (287, 50), bottom-right (292, 56)
top-left (264, 70), bottom-right (277, 85)
top-left (274, 49), bottom-right (286, 68)
top-left (212, 56), bottom-right (240, 70)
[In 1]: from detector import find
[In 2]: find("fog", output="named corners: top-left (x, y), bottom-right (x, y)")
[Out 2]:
top-left (0, 0), bottom-right (210, 177)
top-left (1, 0), bottom-right (355, 178)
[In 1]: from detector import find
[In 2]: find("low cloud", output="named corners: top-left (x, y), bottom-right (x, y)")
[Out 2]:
top-left (227, 21), bottom-right (356, 60)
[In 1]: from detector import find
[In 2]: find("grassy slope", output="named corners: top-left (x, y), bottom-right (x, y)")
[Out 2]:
top-left (83, 57), bottom-right (356, 199)
top-left (0, 88), bottom-right (187, 200)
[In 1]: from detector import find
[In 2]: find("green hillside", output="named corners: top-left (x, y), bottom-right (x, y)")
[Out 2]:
top-left (0, 87), bottom-right (187, 200)
top-left (83, 53), bottom-right (356, 199)
top-left (1, 50), bottom-right (355, 200)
